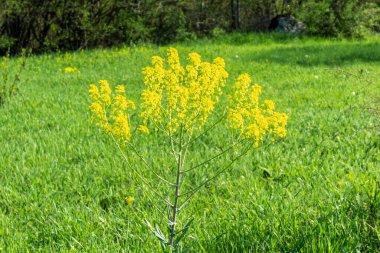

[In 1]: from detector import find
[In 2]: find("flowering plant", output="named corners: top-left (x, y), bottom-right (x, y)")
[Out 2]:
top-left (89, 48), bottom-right (288, 252)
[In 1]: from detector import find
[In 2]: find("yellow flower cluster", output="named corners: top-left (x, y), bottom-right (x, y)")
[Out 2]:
top-left (140, 48), bottom-right (228, 134)
top-left (64, 67), bottom-right (80, 74)
top-left (227, 73), bottom-right (288, 146)
top-left (88, 49), bottom-right (288, 146)
top-left (89, 80), bottom-right (135, 141)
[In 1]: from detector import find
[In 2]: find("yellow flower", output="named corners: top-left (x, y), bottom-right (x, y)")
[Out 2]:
top-left (89, 80), bottom-right (135, 141)
top-left (89, 84), bottom-right (100, 100)
top-left (64, 67), bottom-right (80, 74)
top-left (213, 57), bottom-right (226, 68)
top-left (151, 56), bottom-right (164, 67)
top-left (137, 125), bottom-right (150, 135)
top-left (263, 100), bottom-right (275, 114)
top-left (90, 102), bottom-right (106, 121)
top-left (99, 80), bottom-right (112, 105)
top-left (167, 48), bottom-right (180, 69)
top-left (140, 48), bottom-right (228, 134)
top-left (89, 49), bottom-right (287, 147)
top-left (125, 196), bottom-right (135, 206)
top-left (227, 73), bottom-right (288, 146)
top-left (188, 53), bottom-right (201, 66)
top-left (115, 85), bottom-right (125, 93)
top-left (227, 108), bottom-right (244, 129)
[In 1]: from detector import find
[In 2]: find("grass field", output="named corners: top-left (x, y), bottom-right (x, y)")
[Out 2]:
top-left (0, 33), bottom-right (379, 252)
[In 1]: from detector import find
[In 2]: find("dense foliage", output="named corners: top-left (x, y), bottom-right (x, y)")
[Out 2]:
top-left (297, 0), bottom-right (380, 37)
top-left (1, 0), bottom-right (379, 54)
top-left (0, 0), bottom-right (188, 54)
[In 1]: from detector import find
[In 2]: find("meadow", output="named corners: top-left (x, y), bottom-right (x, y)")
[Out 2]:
top-left (0, 33), bottom-right (379, 252)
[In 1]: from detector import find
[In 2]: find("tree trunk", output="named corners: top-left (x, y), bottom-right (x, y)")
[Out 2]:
top-left (231, 0), bottom-right (236, 30)
top-left (236, 0), bottom-right (240, 29)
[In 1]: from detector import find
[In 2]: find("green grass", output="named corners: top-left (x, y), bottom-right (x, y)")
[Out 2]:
top-left (0, 33), bottom-right (379, 252)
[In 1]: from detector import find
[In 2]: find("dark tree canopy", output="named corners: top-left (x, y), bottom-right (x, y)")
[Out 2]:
top-left (0, 0), bottom-right (379, 54)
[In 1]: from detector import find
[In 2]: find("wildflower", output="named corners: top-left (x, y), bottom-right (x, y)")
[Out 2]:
top-left (115, 85), bottom-right (125, 93)
top-left (227, 73), bottom-right (288, 146)
top-left (99, 80), bottom-right (112, 105)
top-left (152, 56), bottom-right (164, 67)
top-left (213, 57), bottom-right (226, 68)
top-left (89, 84), bottom-right (100, 100)
top-left (125, 196), bottom-right (135, 206)
top-left (89, 80), bottom-right (135, 141)
top-left (188, 53), bottom-right (201, 66)
top-left (137, 125), bottom-right (150, 135)
top-left (90, 102), bottom-right (106, 121)
top-left (140, 48), bottom-right (228, 134)
top-left (89, 49), bottom-right (287, 146)
top-left (64, 67), bottom-right (80, 74)
top-left (263, 100), bottom-right (275, 114)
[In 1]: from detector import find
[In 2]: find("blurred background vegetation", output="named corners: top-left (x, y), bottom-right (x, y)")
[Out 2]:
top-left (0, 0), bottom-right (379, 54)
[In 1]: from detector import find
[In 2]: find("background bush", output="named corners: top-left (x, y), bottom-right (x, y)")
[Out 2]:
top-left (0, 0), bottom-right (379, 54)
top-left (296, 0), bottom-right (380, 37)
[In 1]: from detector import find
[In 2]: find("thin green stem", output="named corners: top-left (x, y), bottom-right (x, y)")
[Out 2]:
top-left (114, 139), bottom-right (173, 207)
top-left (185, 110), bottom-right (227, 147)
top-left (181, 139), bottom-right (243, 173)
top-left (168, 125), bottom-right (184, 248)
top-left (127, 142), bottom-right (176, 186)
top-left (178, 142), bottom-right (254, 211)
top-left (180, 126), bottom-right (194, 169)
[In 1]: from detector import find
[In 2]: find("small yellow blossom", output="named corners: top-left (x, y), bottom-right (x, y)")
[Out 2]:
top-left (188, 53), bottom-right (201, 66)
top-left (213, 57), bottom-right (226, 68)
top-left (137, 125), bottom-right (150, 135)
top-left (64, 67), bottom-right (80, 74)
top-left (115, 85), bottom-right (125, 93)
top-left (263, 100), bottom-right (275, 114)
top-left (152, 56), bottom-right (164, 67)
top-left (89, 84), bottom-right (100, 100)
top-left (99, 80), bottom-right (112, 105)
top-left (125, 196), bottom-right (135, 206)
top-left (90, 102), bottom-right (106, 121)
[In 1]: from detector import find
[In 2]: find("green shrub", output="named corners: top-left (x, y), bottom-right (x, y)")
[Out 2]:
top-left (296, 0), bottom-right (380, 37)
top-left (0, 0), bottom-right (190, 54)
top-left (0, 36), bottom-right (15, 52)
top-left (0, 0), bottom-right (379, 54)
top-left (354, 2), bottom-right (380, 37)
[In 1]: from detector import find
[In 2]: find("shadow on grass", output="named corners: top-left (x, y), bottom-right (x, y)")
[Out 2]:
top-left (243, 41), bottom-right (380, 67)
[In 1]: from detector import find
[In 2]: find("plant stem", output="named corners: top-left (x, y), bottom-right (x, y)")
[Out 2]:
top-left (168, 128), bottom-right (183, 248)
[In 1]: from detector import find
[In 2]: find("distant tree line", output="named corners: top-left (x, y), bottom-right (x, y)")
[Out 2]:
top-left (0, 0), bottom-right (379, 54)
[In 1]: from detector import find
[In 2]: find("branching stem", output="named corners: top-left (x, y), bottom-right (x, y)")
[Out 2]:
top-left (178, 142), bottom-right (254, 211)
top-left (127, 142), bottom-right (176, 186)
top-left (168, 125), bottom-right (184, 247)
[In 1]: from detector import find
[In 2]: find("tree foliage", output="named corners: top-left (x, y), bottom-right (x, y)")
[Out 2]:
top-left (0, 0), bottom-right (379, 54)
